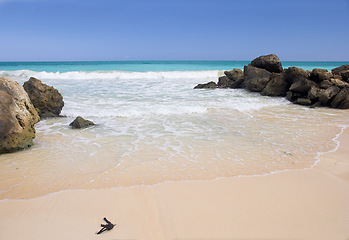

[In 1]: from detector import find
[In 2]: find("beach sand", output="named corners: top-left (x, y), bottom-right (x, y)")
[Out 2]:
top-left (1, 129), bottom-right (349, 240)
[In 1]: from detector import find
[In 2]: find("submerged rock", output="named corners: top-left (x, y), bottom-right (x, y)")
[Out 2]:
top-left (0, 77), bottom-right (40, 154)
top-left (69, 116), bottom-right (95, 129)
top-left (23, 77), bottom-right (64, 118)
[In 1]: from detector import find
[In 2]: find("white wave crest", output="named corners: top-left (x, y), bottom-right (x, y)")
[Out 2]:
top-left (0, 69), bottom-right (219, 80)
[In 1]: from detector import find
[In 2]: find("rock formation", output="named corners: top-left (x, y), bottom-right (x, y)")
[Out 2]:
top-left (193, 54), bottom-right (349, 109)
top-left (0, 77), bottom-right (40, 154)
top-left (23, 77), bottom-right (64, 118)
top-left (69, 116), bottom-right (95, 129)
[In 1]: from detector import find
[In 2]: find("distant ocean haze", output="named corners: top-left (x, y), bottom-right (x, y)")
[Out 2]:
top-left (0, 60), bottom-right (348, 199)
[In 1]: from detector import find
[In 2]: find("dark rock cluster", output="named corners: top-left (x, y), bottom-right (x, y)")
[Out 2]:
top-left (194, 54), bottom-right (349, 109)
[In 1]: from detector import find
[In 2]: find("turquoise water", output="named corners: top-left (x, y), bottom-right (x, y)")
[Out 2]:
top-left (1, 60), bottom-right (348, 72)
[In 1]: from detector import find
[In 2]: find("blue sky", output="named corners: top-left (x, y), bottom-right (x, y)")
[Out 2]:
top-left (0, 0), bottom-right (348, 61)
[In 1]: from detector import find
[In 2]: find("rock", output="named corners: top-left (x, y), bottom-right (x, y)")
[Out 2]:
top-left (309, 68), bottom-right (332, 83)
top-left (284, 67), bottom-right (309, 84)
top-left (69, 116), bottom-right (95, 129)
top-left (294, 98), bottom-right (312, 106)
top-left (340, 70), bottom-right (349, 82)
top-left (330, 78), bottom-right (349, 88)
top-left (217, 76), bottom-right (231, 88)
top-left (243, 64), bottom-right (271, 92)
top-left (289, 79), bottom-right (313, 94)
top-left (251, 54), bottom-right (283, 73)
top-left (261, 73), bottom-right (290, 97)
top-left (332, 65), bottom-right (349, 75)
top-left (308, 86), bottom-right (321, 102)
top-left (194, 81), bottom-right (217, 89)
top-left (23, 77), bottom-right (64, 118)
top-left (224, 69), bottom-right (244, 81)
top-left (318, 86), bottom-right (341, 105)
top-left (285, 91), bottom-right (304, 102)
top-left (330, 87), bottom-right (349, 109)
top-left (0, 77), bottom-right (40, 154)
top-left (217, 75), bottom-right (244, 89)
top-left (320, 80), bottom-right (333, 89)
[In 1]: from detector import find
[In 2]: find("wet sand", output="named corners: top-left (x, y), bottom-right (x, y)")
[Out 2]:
top-left (0, 128), bottom-right (349, 240)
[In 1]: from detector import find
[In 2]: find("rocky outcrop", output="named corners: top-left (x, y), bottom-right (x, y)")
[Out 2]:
top-left (193, 54), bottom-right (349, 109)
top-left (23, 77), bottom-right (64, 118)
top-left (69, 116), bottom-right (95, 129)
top-left (194, 81), bottom-right (217, 89)
top-left (0, 77), bottom-right (40, 154)
top-left (251, 54), bottom-right (283, 73)
top-left (243, 64), bottom-right (271, 92)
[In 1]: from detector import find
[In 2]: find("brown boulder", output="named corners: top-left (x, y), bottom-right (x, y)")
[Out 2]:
top-left (261, 73), bottom-right (290, 97)
top-left (69, 116), bottom-right (95, 129)
top-left (224, 69), bottom-right (244, 81)
top-left (23, 77), bottom-right (64, 118)
top-left (0, 77), bottom-right (40, 154)
top-left (330, 87), bottom-right (349, 109)
top-left (340, 70), bottom-right (349, 82)
top-left (319, 86), bottom-right (341, 105)
top-left (243, 64), bottom-right (271, 92)
top-left (218, 69), bottom-right (244, 89)
top-left (294, 98), bottom-right (312, 106)
top-left (289, 79), bottom-right (313, 94)
top-left (194, 81), bottom-right (217, 89)
top-left (284, 67), bottom-right (309, 84)
top-left (251, 54), bottom-right (283, 73)
top-left (332, 65), bottom-right (349, 75)
top-left (309, 68), bottom-right (332, 83)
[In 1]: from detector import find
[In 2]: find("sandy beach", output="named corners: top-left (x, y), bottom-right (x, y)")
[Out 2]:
top-left (0, 128), bottom-right (348, 240)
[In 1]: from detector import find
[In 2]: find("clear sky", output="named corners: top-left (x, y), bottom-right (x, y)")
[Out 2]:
top-left (0, 0), bottom-right (348, 61)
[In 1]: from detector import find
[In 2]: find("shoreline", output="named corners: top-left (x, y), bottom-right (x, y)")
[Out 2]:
top-left (1, 129), bottom-right (349, 239)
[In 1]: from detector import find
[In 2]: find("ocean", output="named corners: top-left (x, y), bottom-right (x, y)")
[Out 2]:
top-left (1, 61), bottom-right (349, 199)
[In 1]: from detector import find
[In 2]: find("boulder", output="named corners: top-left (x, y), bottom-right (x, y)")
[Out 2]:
top-left (289, 79), bottom-right (313, 94)
top-left (318, 86), bottom-right (341, 105)
top-left (319, 80), bottom-right (333, 89)
top-left (251, 54), bottom-right (283, 73)
top-left (294, 98), bottom-right (312, 106)
top-left (309, 68), bottom-right (332, 83)
top-left (261, 73), bottom-right (290, 97)
top-left (330, 78), bottom-right (349, 88)
top-left (217, 76), bottom-right (231, 88)
top-left (218, 75), bottom-right (244, 89)
top-left (243, 64), bottom-right (271, 92)
top-left (340, 70), bottom-right (349, 82)
top-left (194, 81), bottom-right (217, 89)
top-left (284, 67), bottom-right (309, 84)
top-left (23, 77), bottom-right (64, 118)
top-left (330, 87), bottom-right (349, 109)
top-left (69, 116), bottom-right (95, 129)
top-left (224, 69), bottom-right (244, 81)
top-left (0, 77), bottom-right (40, 154)
top-left (332, 65), bottom-right (349, 75)
top-left (308, 86), bottom-right (321, 102)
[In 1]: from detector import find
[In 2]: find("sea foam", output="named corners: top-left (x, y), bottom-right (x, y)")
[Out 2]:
top-left (0, 69), bottom-right (219, 81)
